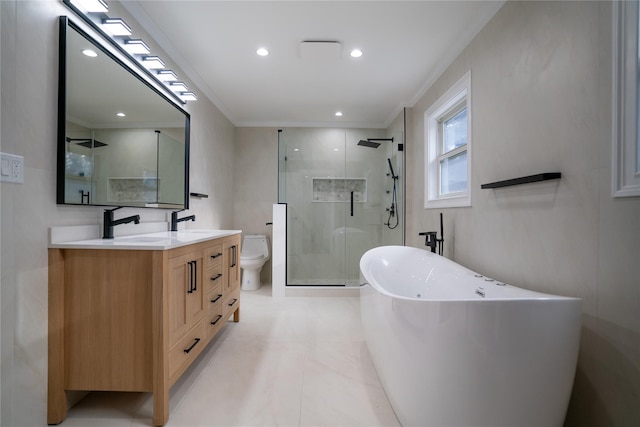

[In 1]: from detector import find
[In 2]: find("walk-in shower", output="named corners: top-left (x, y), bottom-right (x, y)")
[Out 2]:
top-left (278, 127), bottom-right (404, 286)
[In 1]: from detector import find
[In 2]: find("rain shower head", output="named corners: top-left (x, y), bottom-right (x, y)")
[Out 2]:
top-left (66, 137), bottom-right (108, 148)
top-left (357, 137), bottom-right (394, 149)
top-left (357, 139), bottom-right (381, 148)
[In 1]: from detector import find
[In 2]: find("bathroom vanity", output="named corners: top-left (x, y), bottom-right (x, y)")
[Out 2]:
top-left (47, 229), bottom-right (241, 426)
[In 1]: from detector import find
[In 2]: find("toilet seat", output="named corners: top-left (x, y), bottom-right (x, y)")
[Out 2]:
top-left (241, 252), bottom-right (264, 261)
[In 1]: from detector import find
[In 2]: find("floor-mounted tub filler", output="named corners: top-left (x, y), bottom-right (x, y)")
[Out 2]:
top-left (360, 246), bottom-right (582, 427)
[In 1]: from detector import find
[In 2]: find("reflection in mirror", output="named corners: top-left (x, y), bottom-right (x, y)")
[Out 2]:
top-left (58, 17), bottom-right (190, 208)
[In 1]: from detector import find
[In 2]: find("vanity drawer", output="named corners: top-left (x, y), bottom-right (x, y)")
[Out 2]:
top-left (204, 244), bottom-right (223, 269)
top-left (206, 303), bottom-right (225, 341)
top-left (205, 264), bottom-right (224, 295)
top-left (222, 288), bottom-right (240, 321)
top-left (169, 320), bottom-right (206, 383)
top-left (207, 281), bottom-right (223, 308)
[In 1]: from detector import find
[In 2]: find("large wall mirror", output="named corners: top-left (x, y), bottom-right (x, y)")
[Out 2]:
top-left (57, 16), bottom-right (190, 208)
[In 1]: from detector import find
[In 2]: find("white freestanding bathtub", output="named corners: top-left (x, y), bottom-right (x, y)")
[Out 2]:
top-left (360, 246), bottom-right (582, 427)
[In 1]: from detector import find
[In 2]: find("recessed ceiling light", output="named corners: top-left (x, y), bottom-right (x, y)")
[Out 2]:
top-left (350, 49), bottom-right (363, 58)
top-left (294, 148), bottom-right (300, 152)
top-left (116, 112), bottom-right (126, 117)
top-left (335, 111), bottom-right (343, 117)
top-left (101, 18), bottom-right (131, 36)
top-left (82, 49), bottom-right (98, 57)
top-left (256, 48), bottom-right (269, 57)
top-left (333, 148), bottom-right (340, 152)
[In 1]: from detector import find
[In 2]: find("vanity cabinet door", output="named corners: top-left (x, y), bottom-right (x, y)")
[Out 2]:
top-left (223, 238), bottom-right (241, 293)
top-left (167, 250), bottom-right (205, 348)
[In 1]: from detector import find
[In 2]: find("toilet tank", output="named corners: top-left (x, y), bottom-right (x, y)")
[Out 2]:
top-left (241, 234), bottom-right (270, 260)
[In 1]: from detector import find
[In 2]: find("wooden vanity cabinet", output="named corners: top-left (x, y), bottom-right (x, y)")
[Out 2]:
top-left (48, 233), bottom-right (241, 426)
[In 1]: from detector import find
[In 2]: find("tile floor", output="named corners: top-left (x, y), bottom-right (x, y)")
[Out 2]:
top-left (62, 284), bottom-right (401, 427)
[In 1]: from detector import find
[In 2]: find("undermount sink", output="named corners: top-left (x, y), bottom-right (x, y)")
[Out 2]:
top-left (117, 236), bottom-right (170, 243)
top-left (48, 225), bottom-right (242, 250)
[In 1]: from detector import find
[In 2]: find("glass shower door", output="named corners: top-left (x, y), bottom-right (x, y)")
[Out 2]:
top-left (279, 126), bottom-right (404, 286)
top-left (280, 128), bottom-right (348, 285)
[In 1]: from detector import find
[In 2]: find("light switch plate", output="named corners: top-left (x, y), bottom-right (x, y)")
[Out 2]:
top-left (0, 152), bottom-right (24, 184)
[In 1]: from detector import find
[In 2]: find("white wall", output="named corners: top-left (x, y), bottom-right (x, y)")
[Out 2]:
top-left (407, 2), bottom-right (639, 426)
top-left (0, 1), bottom-right (236, 425)
top-left (233, 127), bottom-right (279, 283)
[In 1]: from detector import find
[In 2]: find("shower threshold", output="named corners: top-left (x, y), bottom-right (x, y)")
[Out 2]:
top-left (288, 278), bottom-right (360, 287)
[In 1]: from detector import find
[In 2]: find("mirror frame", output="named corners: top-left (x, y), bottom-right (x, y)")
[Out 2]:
top-left (57, 16), bottom-right (191, 209)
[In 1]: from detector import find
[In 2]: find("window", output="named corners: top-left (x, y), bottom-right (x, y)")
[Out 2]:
top-left (612, 0), bottom-right (640, 197)
top-left (425, 71), bottom-right (472, 208)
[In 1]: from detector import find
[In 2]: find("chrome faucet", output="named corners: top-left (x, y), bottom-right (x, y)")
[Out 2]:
top-left (103, 207), bottom-right (140, 239)
top-left (171, 209), bottom-right (196, 231)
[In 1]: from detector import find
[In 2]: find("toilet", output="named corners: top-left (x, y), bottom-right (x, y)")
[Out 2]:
top-left (240, 234), bottom-right (270, 291)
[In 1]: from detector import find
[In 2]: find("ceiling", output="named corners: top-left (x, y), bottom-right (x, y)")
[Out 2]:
top-left (121, 1), bottom-right (504, 128)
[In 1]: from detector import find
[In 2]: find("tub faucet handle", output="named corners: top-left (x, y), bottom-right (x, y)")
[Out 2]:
top-left (419, 231), bottom-right (438, 253)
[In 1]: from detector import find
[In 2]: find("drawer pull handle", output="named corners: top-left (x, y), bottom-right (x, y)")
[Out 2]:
top-left (187, 261), bottom-right (194, 294)
top-left (210, 273), bottom-right (222, 282)
top-left (211, 294), bottom-right (222, 303)
top-left (192, 260), bottom-right (197, 292)
top-left (228, 298), bottom-right (238, 307)
top-left (211, 252), bottom-right (222, 259)
top-left (183, 338), bottom-right (201, 354)
top-left (211, 315), bottom-right (223, 325)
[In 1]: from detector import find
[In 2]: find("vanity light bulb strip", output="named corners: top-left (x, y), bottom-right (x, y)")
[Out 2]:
top-left (169, 82), bottom-right (188, 92)
top-left (101, 18), bottom-right (131, 36)
top-left (62, 0), bottom-right (198, 103)
top-left (70, 0), bottom-right (108, 13)
top-left (156, 70), bottom-right (178, 82)
top-left (123, 39), bottom-right (150, 55)
top-left (180, 92), bottom-right (198, 101)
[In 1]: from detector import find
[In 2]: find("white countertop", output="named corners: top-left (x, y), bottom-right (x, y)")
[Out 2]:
top-left (49, 227), bottom-right (241, 250)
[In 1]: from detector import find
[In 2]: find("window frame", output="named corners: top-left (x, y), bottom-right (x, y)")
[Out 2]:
top-left (612, 0), bottom-right (640, 197)
top-left (437, 101), bottom-right (468, 197)
top-left (424, 71), bottom-right (472, 209)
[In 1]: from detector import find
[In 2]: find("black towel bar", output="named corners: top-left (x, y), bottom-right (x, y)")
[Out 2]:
top-left (481, 173), bottom-right (561, 189)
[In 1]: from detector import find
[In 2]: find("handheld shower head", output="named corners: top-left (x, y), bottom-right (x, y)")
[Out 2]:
top-left (387, 158), bottom-right (397, 179)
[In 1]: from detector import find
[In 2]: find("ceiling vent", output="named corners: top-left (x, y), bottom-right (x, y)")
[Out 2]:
top-left (299, 40), bottom-right (343, 61)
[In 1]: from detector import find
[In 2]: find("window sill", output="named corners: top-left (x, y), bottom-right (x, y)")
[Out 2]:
top-left (424, 194), bottom-right (471, 209)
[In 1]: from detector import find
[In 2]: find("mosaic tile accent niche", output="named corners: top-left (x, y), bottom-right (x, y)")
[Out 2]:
top-left (108, 177), bottom-right (159, 202)
top-left (312, 178), bottom-right (367, 202)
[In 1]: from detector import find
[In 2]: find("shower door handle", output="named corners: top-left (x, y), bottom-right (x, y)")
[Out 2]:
top-left (350, 191), bottom-right (354, 217)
